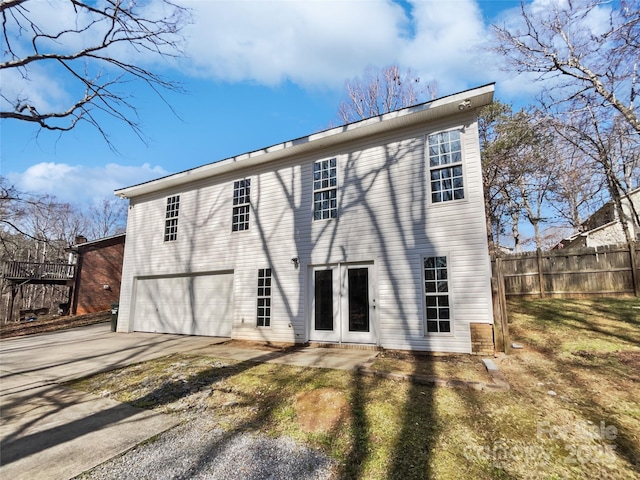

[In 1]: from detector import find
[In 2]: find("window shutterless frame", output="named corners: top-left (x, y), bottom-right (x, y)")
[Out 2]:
top-left (232, 179), bottom-right (251, 232)
top-left (256, 268), bottom-right (272, 327)
top-left (164, 195), bottom-right (180, 242)
top-left (421, 254), bottom-right (454, 336)
top-left (313, 157), bottom-right (338, 220)
top-left (426, 129), bottom-right (466, 205)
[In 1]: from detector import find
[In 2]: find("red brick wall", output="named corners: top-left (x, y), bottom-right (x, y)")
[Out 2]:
top-left (75, 238), bottom-right (125, 315)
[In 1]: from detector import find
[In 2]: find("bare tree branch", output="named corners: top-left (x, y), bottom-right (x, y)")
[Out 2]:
top-left (493, 0), bottom-right (640, 135)
top-left (337, 65), bottom-right (437, 124)
top-left (0, 0), bottom-right (190, 146)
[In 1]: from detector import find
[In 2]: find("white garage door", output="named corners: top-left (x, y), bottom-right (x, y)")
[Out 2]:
top-left (133, 273), bottom-right (234, 336)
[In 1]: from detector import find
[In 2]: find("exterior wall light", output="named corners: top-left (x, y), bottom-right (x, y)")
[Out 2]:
top-left (458, 99), bottom-right (472, 110)
top-left (291, 257), bottom-right (300, 268)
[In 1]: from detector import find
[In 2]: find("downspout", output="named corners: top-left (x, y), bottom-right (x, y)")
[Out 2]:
top-left (338, 261), bottom-right (343, 344)
top-left (70, 250), bottom-right (82, 315)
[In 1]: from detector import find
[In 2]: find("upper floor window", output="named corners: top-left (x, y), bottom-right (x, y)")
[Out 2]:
top-left (164, 195), bottom-right (180, 242)
top-left (313, 158), bottom-right (337, 220)
top-left (428, 130), bottom-right (464, 203)
top-left (232, 179), bottom-right (250, 232)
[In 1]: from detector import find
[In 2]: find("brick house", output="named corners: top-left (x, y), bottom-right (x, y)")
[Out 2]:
top-left (69, 234), bottom-right (126, 314)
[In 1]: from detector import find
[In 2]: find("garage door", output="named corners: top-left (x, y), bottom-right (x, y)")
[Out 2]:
top-left (133, 273), bottom-right (234, 336)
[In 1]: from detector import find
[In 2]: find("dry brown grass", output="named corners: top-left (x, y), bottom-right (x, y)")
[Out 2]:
top-left (71, 298), bottom-right (640, 479)
top-left (0, 311), bottom-right (110, 338)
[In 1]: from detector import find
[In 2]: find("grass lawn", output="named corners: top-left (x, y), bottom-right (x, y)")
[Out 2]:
top-left (72, 298), bottom-right (640, 479)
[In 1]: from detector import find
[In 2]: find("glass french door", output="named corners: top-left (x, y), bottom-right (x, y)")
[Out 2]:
top-left (310, 263), bottom-right (376, 344)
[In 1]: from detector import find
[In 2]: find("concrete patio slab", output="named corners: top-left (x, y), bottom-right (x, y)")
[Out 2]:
top-left (189, 343), bottom-right (378, 371)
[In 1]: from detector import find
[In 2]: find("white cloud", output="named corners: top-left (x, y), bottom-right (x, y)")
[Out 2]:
top-left (177, 0), bottom-right (407, 88)
top-left (172, 0), bottom-right (531, 98)
top-left (2, 0), bottom-right (579, 119)
top-left (8, 162), bottom-right (168, 206)
top-left (0, 65), bottom-right (70, 115)
top-left (400, 0), bottom-right (492, 92)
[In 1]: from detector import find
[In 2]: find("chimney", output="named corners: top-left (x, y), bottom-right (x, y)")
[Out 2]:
top-left (75, 235), bottom-right (87, 245)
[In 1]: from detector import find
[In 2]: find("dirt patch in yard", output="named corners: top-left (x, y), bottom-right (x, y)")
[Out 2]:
top-left (295, 388), bottom-right (350, 433)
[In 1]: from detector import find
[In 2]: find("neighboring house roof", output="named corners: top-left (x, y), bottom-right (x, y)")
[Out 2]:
top-left (580, 187), bottom-right (640, 232)
top-left (115, 83), bottom-right (495, 199)
top-left (556, 220), bottom-right (619, 249)
top-left (67, 233), bottom-right (126, 252)
top-left (555, 187), bottom-right (640, 249)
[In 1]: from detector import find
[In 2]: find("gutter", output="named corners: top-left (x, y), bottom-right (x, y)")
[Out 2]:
top-left (115, 83), bottom-right (495, 199)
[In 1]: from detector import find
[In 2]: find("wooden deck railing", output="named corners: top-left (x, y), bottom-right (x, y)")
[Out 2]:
top-left (2, 261), bottom-right (75, 281)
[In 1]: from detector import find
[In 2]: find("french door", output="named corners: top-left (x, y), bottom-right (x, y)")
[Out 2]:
top-left (310, 263), bottom-right (376, 344)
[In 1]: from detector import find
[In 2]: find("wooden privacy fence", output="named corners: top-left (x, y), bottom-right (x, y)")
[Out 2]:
top-left (490, 242), bottom-right (638, 353)
top-left (492, 243), bottom-right (640, 299)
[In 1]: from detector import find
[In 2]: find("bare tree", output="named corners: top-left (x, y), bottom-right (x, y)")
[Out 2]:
top-left (549, 105), bottom-right (640, 246)
top-left (494, 0), bottom-right (640, 135)
top-left (0, 180), bottom-right (90, 321)
top-left (337, 65), bottom-right (437, 124)
top-left (0, 178), bottom-right (91, 259)
top-left (546, 131), bottom-right (607, 229)
top-left (0, 180), bottom-right (130, 321)
top-left (1, 0), bottom-right (189, 145)
top-left (479, 101), bottom-right (513, 252)
top-left (86, 197), bottom-right (127, 240)
top-left (479, 102), bottom-right (556, 251)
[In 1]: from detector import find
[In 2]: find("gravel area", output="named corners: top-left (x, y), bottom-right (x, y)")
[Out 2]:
top-left (77, 421), bottom-right (336, 480)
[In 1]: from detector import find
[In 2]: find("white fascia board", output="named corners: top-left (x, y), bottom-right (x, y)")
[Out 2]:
top-left (115, 83), bottom-right (495, 199)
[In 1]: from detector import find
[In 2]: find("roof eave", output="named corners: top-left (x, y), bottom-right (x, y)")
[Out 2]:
top-left (115, 83), bottom-right (495, 199)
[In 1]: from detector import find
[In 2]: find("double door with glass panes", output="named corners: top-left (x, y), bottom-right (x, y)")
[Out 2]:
top-left (310, 264), bottom-right (376, 344)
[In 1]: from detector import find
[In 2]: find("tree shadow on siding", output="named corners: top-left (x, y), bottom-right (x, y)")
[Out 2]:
top-left (143, 188), bottom-right (228, 337)
top-left (142, 115), bottom-right (480, 477)
top-left (267, 135), bottom-right (439, 478)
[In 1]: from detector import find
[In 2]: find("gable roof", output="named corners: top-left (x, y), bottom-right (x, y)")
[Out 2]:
top-left (115, 83), bottom-right (495, 199)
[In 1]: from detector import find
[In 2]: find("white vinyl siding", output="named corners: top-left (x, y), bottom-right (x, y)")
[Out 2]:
top-left (116, 105), bottom-right (494, 353)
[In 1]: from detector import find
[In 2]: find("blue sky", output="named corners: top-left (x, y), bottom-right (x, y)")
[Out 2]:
top-left (2, 0), bottom-right (529, 206)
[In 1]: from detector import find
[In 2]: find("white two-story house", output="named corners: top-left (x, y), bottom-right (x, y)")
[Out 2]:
top-left (115, 84), bottom-right (495, 353)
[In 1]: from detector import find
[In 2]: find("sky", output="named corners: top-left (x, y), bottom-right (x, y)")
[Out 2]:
top-left (1, 0), bottom-right (533, 207)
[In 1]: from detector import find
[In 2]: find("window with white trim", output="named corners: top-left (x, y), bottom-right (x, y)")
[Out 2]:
top-left (164, 195), bottom-right (180, 242)
top-left (423, 256), bottom-right (451, 333)
top-left (232, 179), bottom-right (250, 231)
top-left (428, 130), bottom-right (464, 203)
top-left (257, 268), bottom-right (272, 327)
top-left (313, 158), bottom-right (337, 220)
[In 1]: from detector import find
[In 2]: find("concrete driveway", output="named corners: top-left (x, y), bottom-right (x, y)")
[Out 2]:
top-left (0, 323), bottom-right (377, 480)
top-left (0, 324), bottom-right (226, 480)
